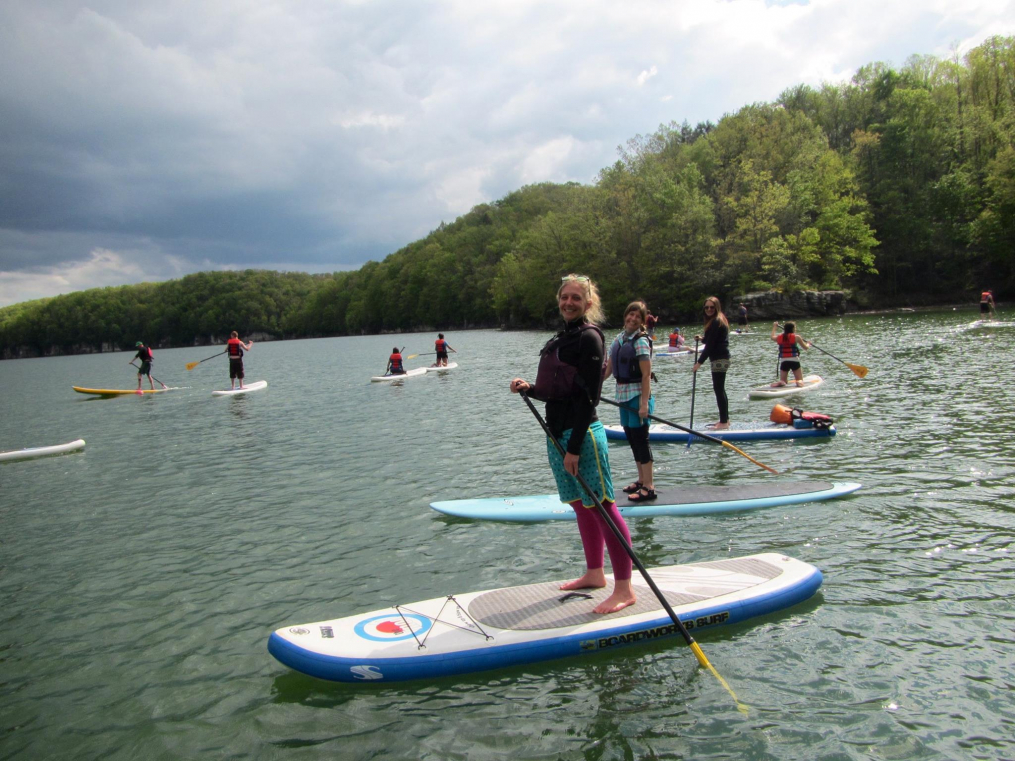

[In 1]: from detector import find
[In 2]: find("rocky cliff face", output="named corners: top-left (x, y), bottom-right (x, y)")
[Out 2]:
top-left (730, 290), bottom-right (854, 320)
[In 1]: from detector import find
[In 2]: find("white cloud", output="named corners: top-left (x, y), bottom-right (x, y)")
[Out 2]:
top-left (637, 66), bottom-right (659, 86)
top-left (0, 0), bottom-right (1012, 305)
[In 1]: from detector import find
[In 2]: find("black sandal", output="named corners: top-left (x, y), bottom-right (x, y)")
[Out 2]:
top-left (622, 481), bottom-right (643, 494)
top-left (627, 487), bottom-right (657, 502)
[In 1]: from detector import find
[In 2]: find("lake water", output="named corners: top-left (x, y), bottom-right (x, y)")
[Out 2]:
top-left (1, 310), bottom-right (1013, 760)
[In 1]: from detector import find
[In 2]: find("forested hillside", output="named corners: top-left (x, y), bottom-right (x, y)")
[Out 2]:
top-left (3, 37), bottom-right (1012, 357)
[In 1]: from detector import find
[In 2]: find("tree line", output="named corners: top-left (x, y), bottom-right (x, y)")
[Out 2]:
top-left (2, 36), bottom-right (1012, 357)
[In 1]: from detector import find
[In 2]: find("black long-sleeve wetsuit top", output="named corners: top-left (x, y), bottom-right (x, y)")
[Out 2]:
top-left (696, 319), bottom-right (730, 364)
top-left (531, 318), bottom-right (605, 456)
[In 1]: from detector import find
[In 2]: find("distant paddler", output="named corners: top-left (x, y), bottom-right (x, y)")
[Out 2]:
top-left (667, 327), bottom-right (685, 350)
top-left (386, 347), bottom-right (407, 376)
top-left (433, 333), bottom-right (456, 367)
top-left (131, 341), bottom-right (161, 394)
top-left (226, 331), bottom-right (254, 390)
top-left (737, 302), bottom-right (749, 332)
top-left (980, 289), bottom-right (996, 319)
top-left (770, 321), bottom-right (810, 388)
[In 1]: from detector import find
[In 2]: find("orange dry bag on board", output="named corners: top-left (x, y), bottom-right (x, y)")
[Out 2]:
top-left (770, 404), bottom-right (794, 425)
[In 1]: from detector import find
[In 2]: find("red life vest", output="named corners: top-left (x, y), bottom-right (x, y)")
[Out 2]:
top-left (435, 339), bottom-right (446, 352)
top-left (137, 346), bottom-right (153, 362)
top-left (227, 338), bottom-right (244, 358)
top-left (669, 332), bottom-right (680, 348)
top-left (981, 291), bottom-right (992, 301)
top-left (776, 333), bottom-right (799, 358)
top-left (389, 352), bottom-right (404, 372)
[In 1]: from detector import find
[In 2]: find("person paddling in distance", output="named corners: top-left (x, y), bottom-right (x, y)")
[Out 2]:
top-left (433, 333), bottom-right (456, 367)
top-left (737, 302), bottom-right (749, 332)
top-left (131, 341), bottom-right (159, 393)
top-left (770, 321), bottom-right (810, 387)
top-left (386, 347), bottom-right (406, 376)
top-left (691, 296), bottom-right (731, 430)
top-left (226, 331), bottom-right (253, 390)
top-left (509, 274), bottom-right (636, 615)
top-left (668, 327), bottom-right (685, 351)
top-left (980, 289), bottom-right (996, 319)
top-left (604, 302), bottom-right (657, 502)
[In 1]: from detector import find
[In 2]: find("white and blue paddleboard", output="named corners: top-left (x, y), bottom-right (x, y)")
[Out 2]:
top-left (268, 552), bottom-right (822, 684)
top-left (430, 481), bottom-right (860, 522)
top-left (425, 362), bottom-right (459, 373)
top-left (604, 422), bottom-right (835, 443)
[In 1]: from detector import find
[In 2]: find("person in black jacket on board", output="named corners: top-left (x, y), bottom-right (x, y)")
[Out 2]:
top-left (691, 296), bottom-right (731, 430)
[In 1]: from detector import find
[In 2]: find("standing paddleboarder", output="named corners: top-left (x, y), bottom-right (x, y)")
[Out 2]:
top-left (226, 331), bottom-right (253, 390)
top-left (604, 301), bottom-right (656, 502)
top-left (691, 296), bottom-right (731, 430)
top-left (737, 302), bottom-right (749, 332)
top-left (509, 274), bottom-right (636, 615)
top-left (980, 290), bottom-right (996, 319)
top-left (433, 334), bottom-right (456, 367)
top-left (131, 341), bottom-right (157, 393)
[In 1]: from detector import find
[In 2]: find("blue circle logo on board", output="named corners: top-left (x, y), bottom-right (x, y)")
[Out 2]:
top-left (354, 614), bottom-right (432, 642)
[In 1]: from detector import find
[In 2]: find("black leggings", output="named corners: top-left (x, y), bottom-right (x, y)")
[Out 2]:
top-left (711, 371), bottom-right (729, 423)
top-left (623, 425), bottom-right (653, 465)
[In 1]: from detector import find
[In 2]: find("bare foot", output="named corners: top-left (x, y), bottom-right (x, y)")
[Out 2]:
top-left (594, 590), bottom-right (637, 614)
top-left (711, 422), bottom-right (730, 430)
top-left (770, 381), bottom-right (786, 388)
top-left (560, 569), bottom-right (607, 591)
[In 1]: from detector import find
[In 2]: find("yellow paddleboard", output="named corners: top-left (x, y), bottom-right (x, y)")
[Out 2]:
top-left (73, 386), bottom-right (170, 395)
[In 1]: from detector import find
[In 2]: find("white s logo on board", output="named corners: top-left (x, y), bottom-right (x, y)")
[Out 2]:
top-left (350, 665), bottom-right (384, 680)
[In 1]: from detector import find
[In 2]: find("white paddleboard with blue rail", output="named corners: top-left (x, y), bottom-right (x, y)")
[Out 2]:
top-left (430, 481), bottom-right (860, 522)
top-left (604, 422), bottom-right (835, 443)
top-left (268, 552), bottom-right (822, 683)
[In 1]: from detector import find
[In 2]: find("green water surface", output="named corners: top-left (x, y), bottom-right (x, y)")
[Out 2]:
top-left (1, 310), bottom-right (1013, 760)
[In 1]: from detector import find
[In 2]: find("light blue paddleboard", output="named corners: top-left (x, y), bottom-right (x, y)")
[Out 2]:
top-left (431, 481), bottom-right (861, 522)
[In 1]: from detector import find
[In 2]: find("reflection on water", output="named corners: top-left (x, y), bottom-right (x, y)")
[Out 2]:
top-left (1, 310), bottom-right (1013, 759)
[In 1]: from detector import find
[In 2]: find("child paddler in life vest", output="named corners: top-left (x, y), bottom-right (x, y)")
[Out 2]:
top-left (386, 347), bottom-right (406, 375)
top-left (226, 331), bottom-right (254, 389)
top-left (509, 274), bottom-right (636, 615)
top-left (668, 328), bottom-right (685, 350)
top-left (433, 334), bottom-right (456, 367)
top-left (131, 341), bottom-right (158, 393)
top-left (770, 321), bottom-right (810, 387)
top-left (604, 301), bottom-right (656, 502)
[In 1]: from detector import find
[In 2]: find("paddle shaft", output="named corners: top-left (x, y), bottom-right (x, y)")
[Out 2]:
top-left (520, 393), bottom-right (701, 651)
top-left (186, 350), bottom-right (226, 370)
top-left (600, 397), bottom-right (778, 474)
top-left (130, 362), bottom-right (167, 388)
top-left (687, 339), bottom-right (699, 448)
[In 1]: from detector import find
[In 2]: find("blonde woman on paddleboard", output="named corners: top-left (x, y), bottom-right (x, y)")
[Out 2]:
top-left (509, 274), bottom-right (635, 615)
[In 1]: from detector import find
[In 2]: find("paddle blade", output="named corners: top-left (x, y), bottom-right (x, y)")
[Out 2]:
top-left (846, 362), bottom-right (869, 379)
top-left (185, 362), bottom-right (200, 371)
top-left (404, 353), bottom-right (419, 360)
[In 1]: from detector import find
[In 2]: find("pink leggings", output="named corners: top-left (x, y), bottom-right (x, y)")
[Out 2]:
top-left (570, 500), bottom-right (633, 581)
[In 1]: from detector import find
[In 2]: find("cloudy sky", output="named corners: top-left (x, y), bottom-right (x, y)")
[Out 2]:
top-left (1, 0), bottom-right (1012, 307)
